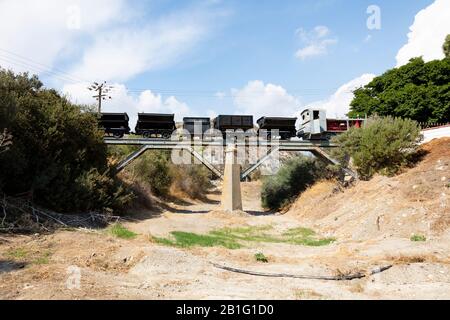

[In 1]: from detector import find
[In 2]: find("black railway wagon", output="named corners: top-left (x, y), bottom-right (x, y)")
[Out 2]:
top-left (257, 116), bottom-right (297, 140)
top-left (213, 115), bottom-right (254, 136)
top-left (135, 113), bottom-right (176, 139)
top-left (183, 117), bottom-right (211, 137)
top-left (98, 113), bottom-right (130, 138)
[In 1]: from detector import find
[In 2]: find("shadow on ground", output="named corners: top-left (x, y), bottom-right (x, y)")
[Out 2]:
top-left (0, 260), bottom-right (26, 273)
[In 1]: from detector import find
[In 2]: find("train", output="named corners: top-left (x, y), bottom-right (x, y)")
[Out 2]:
top-left (98, 108), bottom-right (365, 140)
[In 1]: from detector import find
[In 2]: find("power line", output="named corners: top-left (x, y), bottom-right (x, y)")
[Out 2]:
top-left (0, 47), bottom-right (88, 84)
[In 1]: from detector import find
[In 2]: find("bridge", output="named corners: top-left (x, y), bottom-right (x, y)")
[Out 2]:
top-left (104, 137), bottom-right (352, 181)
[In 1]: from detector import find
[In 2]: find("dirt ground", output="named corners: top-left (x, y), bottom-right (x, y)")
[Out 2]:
top-left (0, 139), bottom-right (449, 300)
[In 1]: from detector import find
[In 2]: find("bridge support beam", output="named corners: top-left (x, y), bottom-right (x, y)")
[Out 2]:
top-left (185, 146), bottom-right (223, 179)
top-left (115, 145), bottom-right (224, 179)
top-left (221, 145), bottom-right (243, 212)
top-left (241, 147), bottom-right (280, 181)
top-left (311, 147), bottom-right (358, 179)
top-left (117, 146), bottom-right (149, 172)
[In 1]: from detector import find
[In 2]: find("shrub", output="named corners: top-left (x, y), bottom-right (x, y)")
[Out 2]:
top-left (410, 234), bottom-right (426, 242)
top-left (0, 69), bottom-right (132, 213)
top-left (133, 151), bottom-right (173, 197)
top-left (170, 164), bottom-right (213, 199)
top-left (261, 156), bottom-right (325, 210)
top-left (331, 116), bottom-right (422, 180)
top-left (255, 252), bottom-right (269, 263)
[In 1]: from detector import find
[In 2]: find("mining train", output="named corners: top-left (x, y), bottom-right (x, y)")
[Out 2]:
top-left (98, 108), bottom-right (365, 140)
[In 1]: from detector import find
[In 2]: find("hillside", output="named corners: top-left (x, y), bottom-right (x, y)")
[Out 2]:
top-left (288, 138), bottom-right (450, 241)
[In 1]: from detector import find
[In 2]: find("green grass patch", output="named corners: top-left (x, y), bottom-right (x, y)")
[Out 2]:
top-left (410, 234), bottom-right (426, 242)
top-left (152, 231), bottom-right (241, 249)
top-left (255, 252), bottom-right (269, 263)
top-left (109, 223), bottom-right (138, 239)
top-left (6, 248), bottom-right (28, 259)
top-left (33, 251), bottom-right (52, 265)
top-left (5, 248), bottom-right (53, 265)
top-left (152, 225), bottom-right (335, 249)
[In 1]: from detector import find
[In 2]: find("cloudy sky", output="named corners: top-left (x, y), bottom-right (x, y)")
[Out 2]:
top-left (0, 0), bottom-right (448, 127)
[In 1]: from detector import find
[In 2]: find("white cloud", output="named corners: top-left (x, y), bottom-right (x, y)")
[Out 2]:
top-left (295, 25), bottom-right (337, 60)
top-left (231, 80), bottom-right (300, 120)
top-left (63, 82), bottom-right (190, 129)
top-left (0, 0), bottom-right (220, 84)
top-left (70, 10), bottom-right (214, 82)
top-left (308, 74), bottom-right (375, 118)
top-left (396, 0), bottom-right (450, 66)
top-left (0, 0), bottom-right (125, 76)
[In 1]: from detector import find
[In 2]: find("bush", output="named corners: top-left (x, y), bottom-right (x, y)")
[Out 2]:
top-left (170, 164), bottom-right (213, 199)
top-left (133, 151), bottom-right (173, 197)
top-left (331, 116), bottom-right (422, 180)
top-left (261, 156), bottom-right (325, 210)
top-left (0, 69), bottom-right (132, 213)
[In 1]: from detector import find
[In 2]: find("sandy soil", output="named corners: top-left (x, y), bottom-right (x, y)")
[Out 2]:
top-left (1, 139), bottom-right (449, 300)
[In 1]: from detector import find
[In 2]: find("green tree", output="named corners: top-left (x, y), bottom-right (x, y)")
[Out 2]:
top-left (443, 34), bottom-right (450, 58)
top-left (331, 116), bottom-right (422, 180)
top-left (0, 68), bottom-right (132, 212)
top-left (349, 57), bottom-right (450, 123)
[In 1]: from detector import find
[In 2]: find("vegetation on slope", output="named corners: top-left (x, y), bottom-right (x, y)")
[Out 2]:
top-left (261, 156), bottom-right (327, 210)
top-left (0, 69), bottom-right (132, 213)
top-left (331, 116), bottom-right (423, 180)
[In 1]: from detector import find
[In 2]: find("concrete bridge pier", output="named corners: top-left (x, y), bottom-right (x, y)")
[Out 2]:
top-left (221, 145), bottom-right (243, 212)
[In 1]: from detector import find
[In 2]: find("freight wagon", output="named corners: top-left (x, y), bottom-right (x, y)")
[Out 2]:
top-left (98, 113), bottom-right (130, 138)
top-left (135, 113), bottom-right (176, 139)
top-left (257, 117), bottom-right (297, 140)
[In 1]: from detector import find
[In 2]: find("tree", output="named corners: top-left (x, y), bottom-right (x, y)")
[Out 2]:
top-left (349, 58), bottom-right (450, 123)
top-left (444, 34), bottom-right (450, 58)
top-left (0, 68), bottom-right (132, 212)
top-left (349, 37), bottom-right (450, 124)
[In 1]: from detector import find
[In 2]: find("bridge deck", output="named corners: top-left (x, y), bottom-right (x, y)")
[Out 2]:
top-left (104, 138), bottom-right (338, 150)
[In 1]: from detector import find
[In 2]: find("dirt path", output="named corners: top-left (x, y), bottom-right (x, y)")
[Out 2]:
top-left (1, 182), bottom-right (450, 300)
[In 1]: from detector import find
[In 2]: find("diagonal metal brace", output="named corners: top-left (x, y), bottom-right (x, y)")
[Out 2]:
top-left (241, 146), bottom-right (280, 181)
top-left (116, 146), bottom-right (149, 172)
top-left (184, 146), bottom-right (223, 179)
top-left (311, 147), bottom-right (357, 179)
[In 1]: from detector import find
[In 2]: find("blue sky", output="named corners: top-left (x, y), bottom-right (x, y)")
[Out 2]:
top-left (128, 0), bottom-right (432, 106)
top-left (0, 0), bottom-right (448, 124)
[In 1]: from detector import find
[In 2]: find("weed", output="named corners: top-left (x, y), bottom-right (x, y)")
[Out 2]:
top-left (410, 234), bottom-right (426, 242)
top-left (6, 248), bottom-right (28, 259)
top-left (255, 252), bottom-right (269, 263)
top-left (109, 223), bottom-right (138, 239)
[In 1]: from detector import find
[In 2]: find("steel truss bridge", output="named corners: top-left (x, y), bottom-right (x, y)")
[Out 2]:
top-left (104, 138), bottom-right (354, 181)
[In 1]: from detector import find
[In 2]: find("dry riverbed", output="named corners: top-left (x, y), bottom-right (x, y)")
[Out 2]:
top-left (1, 180), bottom-right (450, 300)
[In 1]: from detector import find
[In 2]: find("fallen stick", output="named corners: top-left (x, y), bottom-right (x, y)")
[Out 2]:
top-left (211, 263), bottom-right (392, 281)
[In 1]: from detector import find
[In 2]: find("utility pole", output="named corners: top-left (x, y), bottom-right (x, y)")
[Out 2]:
top-left (88, 82), bottom-right (113, 114)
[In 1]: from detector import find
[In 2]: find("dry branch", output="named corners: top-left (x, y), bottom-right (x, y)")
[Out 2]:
top-left (211, 263), bottom-right (392, 281)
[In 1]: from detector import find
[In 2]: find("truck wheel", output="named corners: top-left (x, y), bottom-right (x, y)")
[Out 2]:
top-left (162, 132), bottom-right (171, 139)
